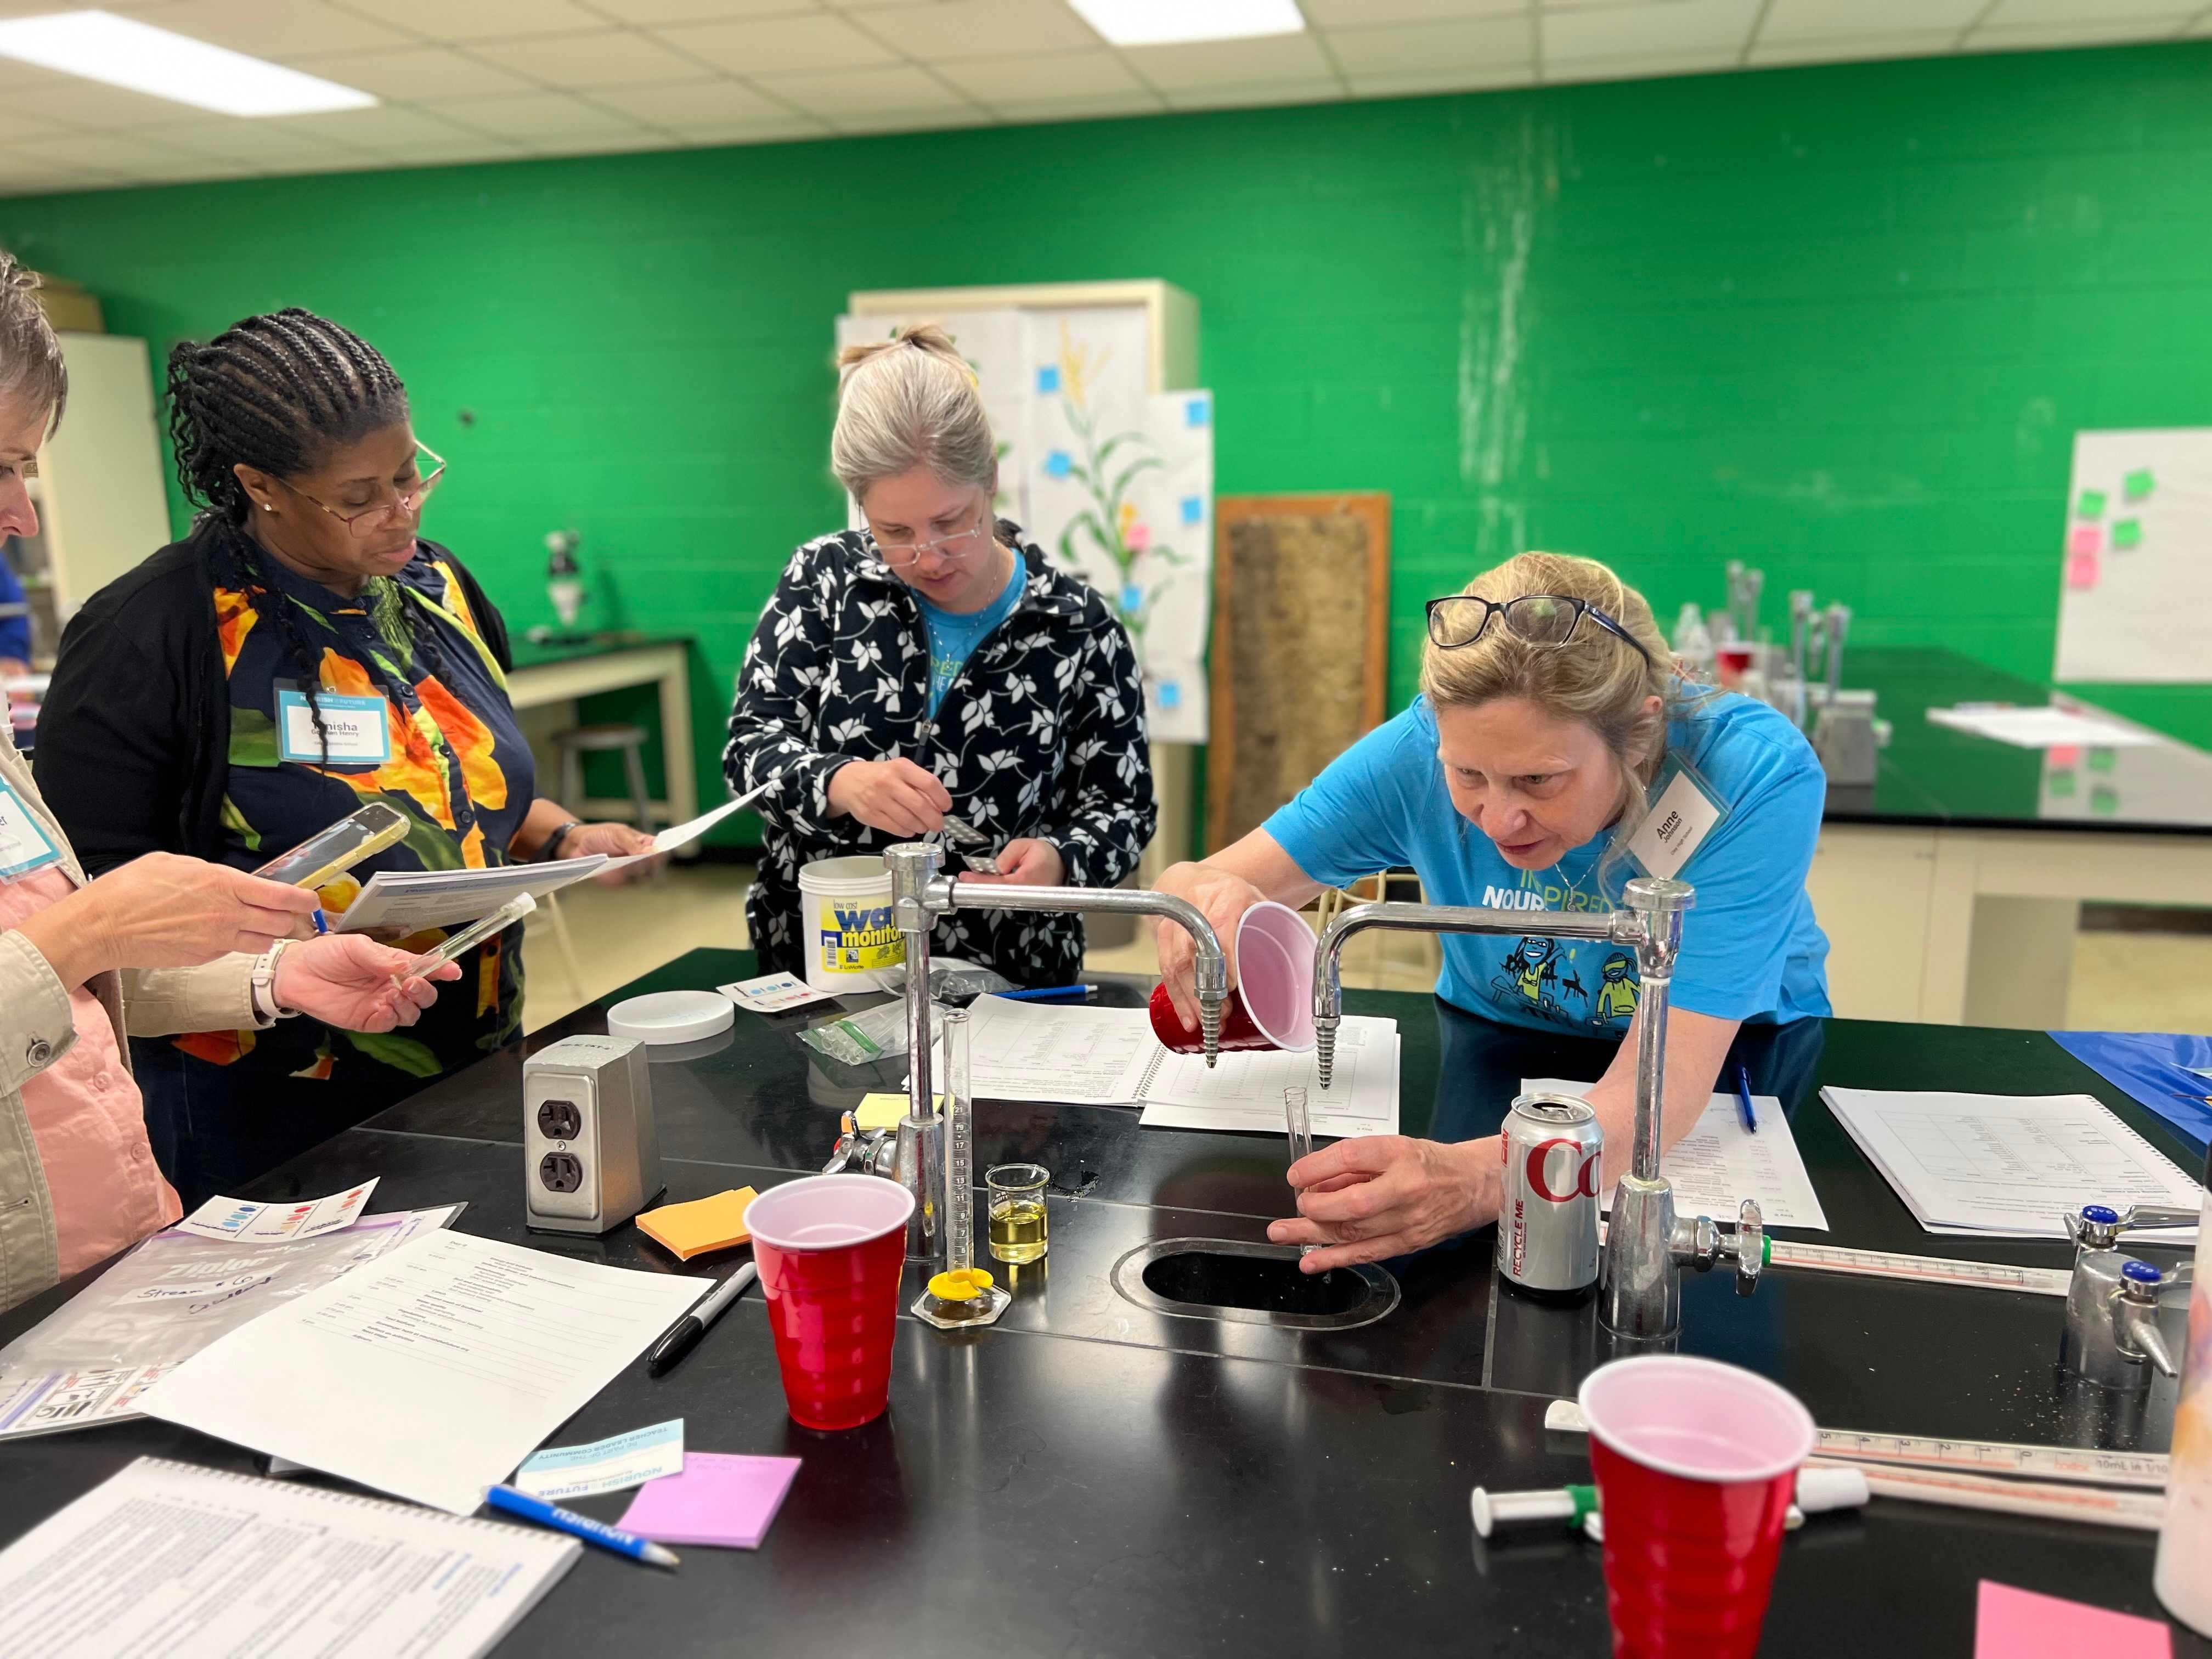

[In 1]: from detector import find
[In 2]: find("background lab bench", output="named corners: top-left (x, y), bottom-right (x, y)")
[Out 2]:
top-left (1, 955), bottom-right (2203, 1656)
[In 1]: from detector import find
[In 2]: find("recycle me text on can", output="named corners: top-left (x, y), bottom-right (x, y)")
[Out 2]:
top-left (1498, 1091), bottom-right (1603, 1299)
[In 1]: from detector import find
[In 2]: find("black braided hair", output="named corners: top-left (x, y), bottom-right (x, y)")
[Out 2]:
top-left (166, 309), bottom-right (455, 766)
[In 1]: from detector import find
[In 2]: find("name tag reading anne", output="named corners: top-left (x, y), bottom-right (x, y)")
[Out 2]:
top-left (276, 690), bottom-right (392, 768)
top-left (0, 777), bottom-right (63, 882)
top-left (1622, 762), bottom-right (1728, 881)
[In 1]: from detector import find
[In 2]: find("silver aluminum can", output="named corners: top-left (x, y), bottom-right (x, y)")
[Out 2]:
top-left (1497, 1091), bottom-right (1602, 1297)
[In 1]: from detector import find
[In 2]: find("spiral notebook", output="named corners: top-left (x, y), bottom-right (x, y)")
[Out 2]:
top-left (0, 1458), bottom-right (577, 1657)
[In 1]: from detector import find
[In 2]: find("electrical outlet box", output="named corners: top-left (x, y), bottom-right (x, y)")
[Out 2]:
top-left (523, 1034), bottom-right (663, 1234)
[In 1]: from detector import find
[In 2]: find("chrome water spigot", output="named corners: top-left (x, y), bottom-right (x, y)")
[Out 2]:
top-left (884, 840), bottom-right (1228, 1069)
top-left (2059, 1205), bottom-right (2188, 1388)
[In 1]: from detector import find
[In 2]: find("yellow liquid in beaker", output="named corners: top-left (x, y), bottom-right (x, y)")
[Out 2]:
top-left (987, 1198), bottom-right (1048, 1264)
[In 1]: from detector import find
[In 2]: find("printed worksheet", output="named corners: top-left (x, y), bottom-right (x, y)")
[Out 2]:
top-left (138, 1231), bottom-right (709, 1514)
top-left (1820, 1087), bottom-right (2198, 1239)
top-left (1143, 1024), bottom-right (1399, 1138)
top-left (176, 1179), bottom-right (378, 1243)
top-left (1523, 1078), bottom-right (1829, 1231)
top-left (963, 996), bottom-right (1157, 1103)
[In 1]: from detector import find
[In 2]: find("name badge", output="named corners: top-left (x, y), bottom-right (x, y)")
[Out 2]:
top-left (1623, 761), bottom-right (1728, 881)
top-left (0, 777), bottom-right (63, 882)
top-left (276, 690), bottom-right (392, 767)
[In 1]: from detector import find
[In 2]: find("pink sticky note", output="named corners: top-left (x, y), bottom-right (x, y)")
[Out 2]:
top-left (2047, 744), bottom-right (2081, 768)
top-left (1974, 1581), bottom-right (2172, 1659)
top-left (615, 1452), bottom-right (801, 1549)
top-left (2066, 550), bottom-right (2101, 590)
top-left (2069, 524), bottom-right (2103, 558)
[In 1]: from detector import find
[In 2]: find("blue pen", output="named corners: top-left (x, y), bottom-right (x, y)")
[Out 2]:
top-left (1734, 1064), bottom-right (1759, 1135)
top-left (311, 909), bottom-right (329, 935)
top-left (484, 1484), bottom-right (680, 1568)
top-left (998, 983), bottom-right (1095, 1003)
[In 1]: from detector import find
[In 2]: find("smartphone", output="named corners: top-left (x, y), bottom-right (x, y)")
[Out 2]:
top-left (253, 804), bottom-right (409, 891)
top-left (393, 894), bottom-right (537, 985)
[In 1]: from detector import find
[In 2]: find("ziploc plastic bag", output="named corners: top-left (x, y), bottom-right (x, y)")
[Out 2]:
top-left (800, 999), bottom-right (912, 1066)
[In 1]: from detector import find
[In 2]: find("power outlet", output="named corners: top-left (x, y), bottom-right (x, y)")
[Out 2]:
top-left (523, 1034), bottom-right (661, 1233)
top-left (538, 1152), bottom-right (584, 1193)
top-left (537, 1099), bottom-right (582, 1141)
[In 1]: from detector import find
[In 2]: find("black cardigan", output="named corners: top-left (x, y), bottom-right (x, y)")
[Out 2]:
top-left (33, 520), bottom-right (514, 876)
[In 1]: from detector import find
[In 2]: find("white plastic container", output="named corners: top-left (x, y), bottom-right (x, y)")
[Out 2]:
top-left (2155, 1190), bottom-right (2212, 1635)
top-left (798, 854), bottom-right (905, 995)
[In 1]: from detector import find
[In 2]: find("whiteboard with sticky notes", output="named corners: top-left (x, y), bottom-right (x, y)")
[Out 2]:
top-left (2053, 427), bottom-right (2212, 683)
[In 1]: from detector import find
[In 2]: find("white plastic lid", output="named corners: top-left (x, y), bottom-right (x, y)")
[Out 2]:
top-left (607, 989), bottom-right (735, 1046)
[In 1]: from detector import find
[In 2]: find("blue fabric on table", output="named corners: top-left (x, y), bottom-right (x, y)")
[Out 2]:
top-left (2050, 1030), bottom-right (2212, 1159)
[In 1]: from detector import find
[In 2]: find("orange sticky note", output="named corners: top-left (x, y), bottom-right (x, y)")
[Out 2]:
top-left (636, 1187), bottom-right (757, 1260)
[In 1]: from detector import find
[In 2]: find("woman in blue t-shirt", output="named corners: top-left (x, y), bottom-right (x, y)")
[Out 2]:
top-left (1154, 550), bottom-right (1831, 1272)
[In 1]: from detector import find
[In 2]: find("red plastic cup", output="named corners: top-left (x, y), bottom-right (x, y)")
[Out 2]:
top-left (744, 1175), bottom-right (915, 1431)
top-left (1149, 900), bottom-right (1318, 1055)
top-left (1577, 1355), bottom-right (1815, 1659)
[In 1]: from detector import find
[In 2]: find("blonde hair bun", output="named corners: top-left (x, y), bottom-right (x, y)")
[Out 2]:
top-left (831, 322), bottom-right (997, 509)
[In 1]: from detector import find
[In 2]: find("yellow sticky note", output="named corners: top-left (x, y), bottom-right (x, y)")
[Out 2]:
top-left (636, 1187), bottom-right (757, 1260)
top-left (855, 1092), bottom-right (943, 1131)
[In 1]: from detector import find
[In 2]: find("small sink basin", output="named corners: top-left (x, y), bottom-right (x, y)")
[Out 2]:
top-left (1110, 1238), bottom-right (1399, 1331)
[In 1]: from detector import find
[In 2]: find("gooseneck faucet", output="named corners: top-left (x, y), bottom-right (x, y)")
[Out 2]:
top-left (1310, 875), bottom-right (1762, 1338)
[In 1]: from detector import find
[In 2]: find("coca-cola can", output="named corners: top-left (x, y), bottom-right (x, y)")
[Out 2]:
top-left (1497, 1091), bottom-right (1602, 1298)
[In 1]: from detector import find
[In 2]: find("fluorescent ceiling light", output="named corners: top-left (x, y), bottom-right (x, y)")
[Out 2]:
top-left (0, 10), bottom-right (376, 117)
top-left (1068, 0), bottom-right (1306, 48)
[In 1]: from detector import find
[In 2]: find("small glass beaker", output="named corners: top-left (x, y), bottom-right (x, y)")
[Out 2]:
top-left (985, 1163), bottom-right (1049, 1264)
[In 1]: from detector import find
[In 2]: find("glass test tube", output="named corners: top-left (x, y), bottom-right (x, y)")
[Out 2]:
top-left (1284, 1085), bottom-right (1319, 1260)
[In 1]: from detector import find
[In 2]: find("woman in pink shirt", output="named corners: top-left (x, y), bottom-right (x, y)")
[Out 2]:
top-left (0, 255), bottom-right (459, 1311)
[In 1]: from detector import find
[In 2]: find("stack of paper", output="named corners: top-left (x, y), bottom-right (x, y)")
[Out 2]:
top-left (958, 995), bottom-right (1398, 1139)
top-left (1926, 705), bottom-right (2159, 750)
top-left (1523, 1078), bottom-right (1829, 1231)
top-left (0, 1458), bottom-right (575, 1658)
top-left (1820, 1087), bottom-right (2200, 1240)
top-left (138, 1230), bottom-right (709, 1514)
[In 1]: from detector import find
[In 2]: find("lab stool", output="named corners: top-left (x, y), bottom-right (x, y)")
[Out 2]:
top-left (552, 723), bottom-right (658, 835)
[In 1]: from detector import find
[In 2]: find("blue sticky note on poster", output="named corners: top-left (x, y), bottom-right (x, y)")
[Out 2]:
top-left (1186, 397), bottom-right (1209, 427)
top-left (1158, 680), bottom-right (1182, 710)
top-left (1120, 582), bottom-right (1143, 612)
top-left (1037, 365), bottom-right (1060, 393)
top-left (1180, 495), bottom-right (1203, 525)
top-left (1044, 449), bottom-right (1072, 478)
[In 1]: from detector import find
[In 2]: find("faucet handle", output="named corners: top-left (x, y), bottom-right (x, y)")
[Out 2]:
top-left (2119, 1204), bottom-right (2198, 1233)
top-left (1733, 1199), bottom-right (1765, 1294)
top-left (2117, 1260), bottom-right (2179, 1379)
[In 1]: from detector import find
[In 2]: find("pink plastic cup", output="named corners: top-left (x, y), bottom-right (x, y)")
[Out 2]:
top-left (744, 1175), bottom-right (915, 1431)
top-left (1147, 901), bottom-right (1317, 1056)
top-left (1577, 1355), bottom-right (1815, 1659)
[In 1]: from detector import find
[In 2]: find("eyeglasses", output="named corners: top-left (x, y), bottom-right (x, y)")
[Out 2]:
top-left (1425, 593), bottom-right (1655, 666)
top-left (867, 502), bottom-right (993, 570)
top-left (275, 443), bottom-right (445, 538)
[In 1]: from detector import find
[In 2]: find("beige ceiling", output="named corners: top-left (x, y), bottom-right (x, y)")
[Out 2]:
top-left (1, 0), bottom-right (2207, 197)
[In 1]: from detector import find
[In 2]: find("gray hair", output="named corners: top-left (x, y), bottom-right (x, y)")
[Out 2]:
top-left (831, 321), bottom-right (995, 505)
top-left (0, 252), bottom-right (68, 435)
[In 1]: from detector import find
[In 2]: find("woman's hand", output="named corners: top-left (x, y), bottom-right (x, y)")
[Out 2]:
top-left (958, 838), bottom-right (1063, 888)
top-left (561, 821), bottom-right (663, 886)
top-left (1150, 860), bottom-right (1267, 1033)
top-left (1266, 1135), bottom-right (1499, 1274)
top-left (274, 935), bottom-right (462, 1032)
top-left (826, 759), bottom-right (951, 838)
top-left (17, 853), bottom-right (323, 989)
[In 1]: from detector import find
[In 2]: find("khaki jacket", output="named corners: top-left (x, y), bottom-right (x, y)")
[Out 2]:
top-left (0, 721), bottom-right (257, 1312)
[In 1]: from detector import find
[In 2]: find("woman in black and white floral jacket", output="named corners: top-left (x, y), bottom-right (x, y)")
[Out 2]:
top-left (724, 325), bottom-right (1155, 988)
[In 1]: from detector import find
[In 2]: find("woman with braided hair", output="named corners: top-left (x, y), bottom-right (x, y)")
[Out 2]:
top-left (35, 307), bottom-right (652, 1206)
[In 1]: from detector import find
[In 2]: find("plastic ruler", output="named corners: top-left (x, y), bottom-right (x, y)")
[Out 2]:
top-left (1544, 1400), bottom-right (2168, 1489)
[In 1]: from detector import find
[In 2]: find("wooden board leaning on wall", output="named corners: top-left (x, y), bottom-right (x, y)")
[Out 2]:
top-left (1205, 494), bottom-right (1391, 855)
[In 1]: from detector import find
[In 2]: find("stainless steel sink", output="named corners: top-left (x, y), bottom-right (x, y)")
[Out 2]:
top-left (1109, 1238), bottom-right (1400, 1332)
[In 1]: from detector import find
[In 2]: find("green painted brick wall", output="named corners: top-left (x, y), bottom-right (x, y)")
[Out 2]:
top-left (5, 41), bottom-right (2209, 842)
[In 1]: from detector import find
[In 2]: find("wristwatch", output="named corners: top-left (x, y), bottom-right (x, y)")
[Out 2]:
top-left (538, 820), bottom-right (583, 862)
top-left (250, 939), bottom-right (300, 1025)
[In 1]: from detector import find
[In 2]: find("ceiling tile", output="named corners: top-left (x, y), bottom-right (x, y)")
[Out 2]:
top-left (847, 0), bottom-right (1102, 57)
top-left (592, 0), bottom-right (836, 18)
top-left (1322, 16), bottom-right (1534, 75)
top-left (7, 129), bottom-right (234, 175)
top-left (1158, 78), bottom-right (1343, 110)
top-left (653, 12), bottom-right (901, 74)
top-left (421, 89), bottom-right (656, 139)
top-left (1, 71), bottom-right (218, 130)
top-left (751, 61), bottom-right (976, 114)
top-left (1966, 19), bottom-right (2192, 47)
top-left (1542, 47), bottom-right (1739, 81)
top-left (1347, 64), bottom-right (1539, 94)
top-left (278, 46), bottom-right (537, 99)
top-left (930, 47), bottom-right (1149, 101)
top-left (135, 0), bottom-right (416, 57)
top-left (1757, 0), bottom-right (1983, 42)
top-left (333, 0), bottom-right (612, 41)
top-left (522, 128), bottom-right (679, 155)
top-left (1307, 0), bottom-right (1525, 20)
top-left (986, 89), bottom-right (1169, 121)
top-left (1544, 0), bottom-right (1762, 61)
top-left (1747, 28), bottom-right (1964, 61)
top-left (2191, 10), bottom-right (2212, 35)
top-left (132, 116), bottom-right (376, 163)
top-left (0, 151), bottom-right (132, 198)
top-left (823, 103), bottom-right (994, 133)
top-left (270, 103), bottom-right (493, 151)
top-left (467, 28), bottom-right (712, 86)
top-left (1117, 31), bottom-right (1337, 90)
top-left (586, 76), bottom-right (794, 123)
top-left (1976, 0), bottom-right (2194, 21)
top-left (664, 114), bottom-right (837, 142)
